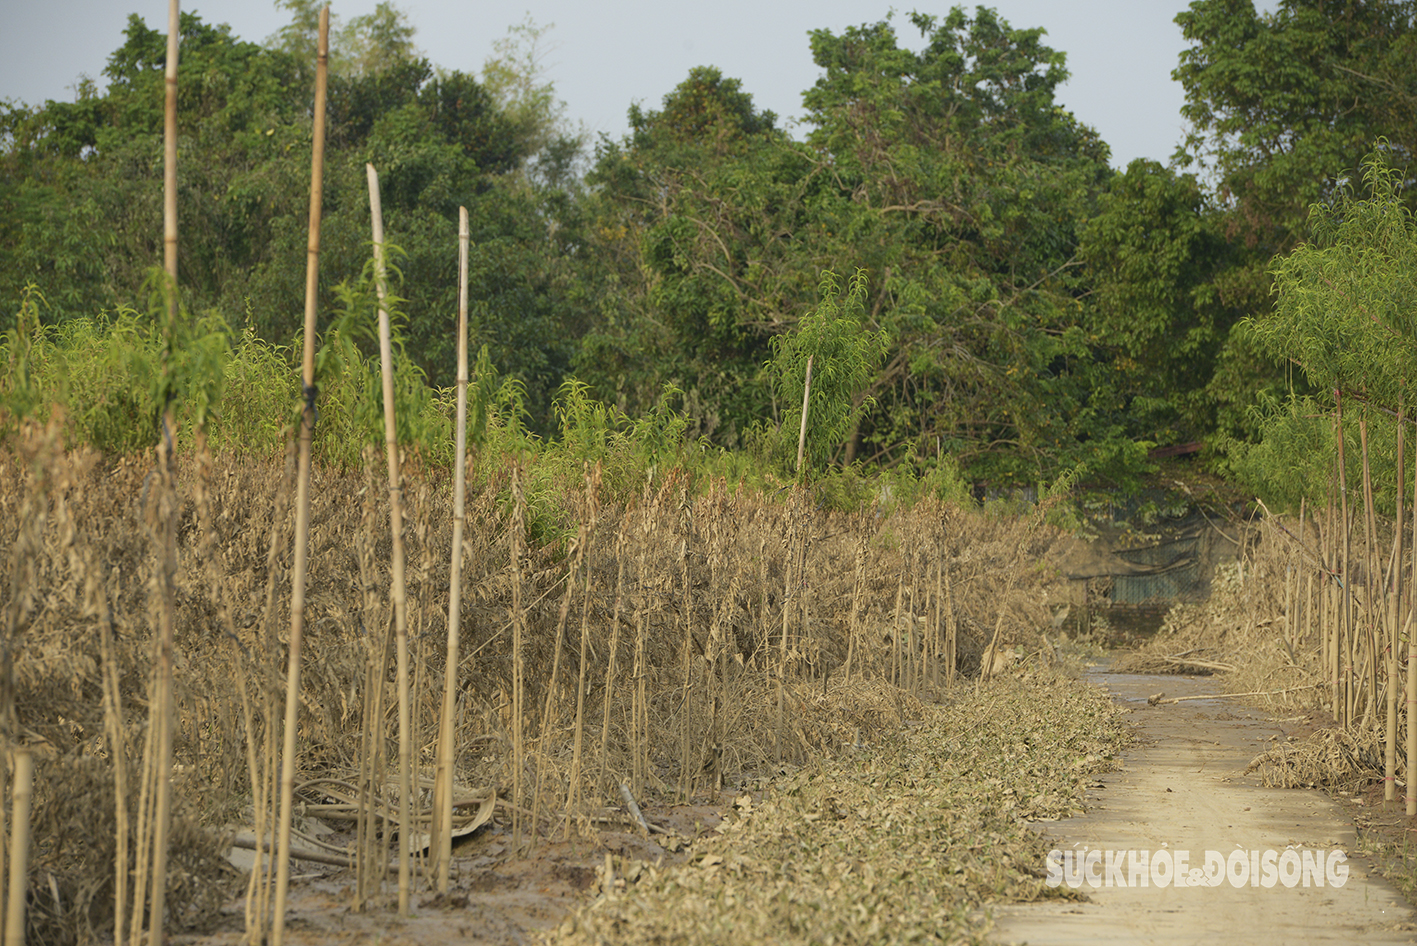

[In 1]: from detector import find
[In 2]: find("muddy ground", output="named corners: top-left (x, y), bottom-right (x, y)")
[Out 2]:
top-left (179, 661), bottom-right (1417, 946)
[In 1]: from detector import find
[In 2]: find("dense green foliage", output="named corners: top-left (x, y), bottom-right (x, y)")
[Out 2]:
top-left (576, 13), bottom-right (1126, 484)
top-left (1234, 150), bottom-right (1417, 513)
top-left (0, 6), bottom-right (584, 427)
top-left (6, 1), bottom-right (1417, 493)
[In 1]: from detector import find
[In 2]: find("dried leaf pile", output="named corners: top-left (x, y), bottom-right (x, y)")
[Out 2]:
top-left (552, 667), bottom-right (1128, 946)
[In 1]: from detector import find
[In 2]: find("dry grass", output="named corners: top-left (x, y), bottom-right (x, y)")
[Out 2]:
top-left (0, 434), bottom-right (1071, 944)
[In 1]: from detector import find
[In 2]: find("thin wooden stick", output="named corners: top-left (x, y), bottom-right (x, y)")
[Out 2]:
top-left (565, 465), bottom-right (600, 836)
top-left (272, 7), bottom-right (328, 939)
top-left (1149, 683), bottom-right (1322, 705)
top-left (796, 354), bottom-right (814, 478)
top-left (1337, 396), bottom-right (1353, 728)
top-left (146, 5), bottom-right (181, 942)
top-left (1409, 398), bottom-right (1417, 816)
top-left (432, 206), bottom-right (470, 892)
top-left (1387, 398), bottom-right (1404, 802)
top-left (366, 163), bottom-right (413, 912)
top-left (3, 751), bottom-right (31, 946)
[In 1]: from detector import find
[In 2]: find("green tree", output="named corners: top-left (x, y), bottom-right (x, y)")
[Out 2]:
top-left (769, 270), bottom-right (889, 476)
top-left (0, 5), bottom-right (589, 433)
top-left (577, 9), bottom-right (1124, 484)
top-left (1078, 159), bottom-right (1242, 442)
top-left (1164, 0), bottom-right (1417, 441)
top-left (1258, 150), bottom-right (1417, 403)
top-left (1176, 0), bottom-right (1417, 259)
top-left (1234, 150), bottom-right (1417, 510)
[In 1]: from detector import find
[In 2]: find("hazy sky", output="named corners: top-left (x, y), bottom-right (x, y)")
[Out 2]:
top-left (0, 0), bottom-right (1279, 169)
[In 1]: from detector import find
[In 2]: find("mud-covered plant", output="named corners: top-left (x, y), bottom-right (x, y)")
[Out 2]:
top-left (143, 269), bottom-right (231, 441)
top-left (313, 251), bottom-right (452, 468)
top-left (627, 383), bottom-right (691, 466)
top-left (0, 283), bottom-right (49, 430)
top-left (769, 269), bottom-right (888, 478)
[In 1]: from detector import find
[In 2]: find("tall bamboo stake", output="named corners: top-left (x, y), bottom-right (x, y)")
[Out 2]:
top-left (565, 464), bottom-right (600, 834)
top-left (146, 4), bottom-right (181, 942)
top-left (1327, 472), bottom-right (1339, 716)
top-left (1387, 399), bottom-right (1404, 802)
top-left (796, 355), bottom-right (814, 479)
top-left (533, 495), bottom-right (588, 846)
top-left (98, 599), bottom-right (128, 946)
top-left (432, 207), bottom-right (470, 892)
top-left (1360, 413), bottom-right (1380, 726)
top-left (3, 751), bottom-right (31, 946)
top-left (162, 0), bottom-right (179, 293)
top-left (844, 528), bottom-right (865, 683)
top-left (677, 523), bottom-right (694, 803)
top-left (597, 524), bottom-right (628, 800)
top-left (777, 494), bottom-right (796, 761)
top-left (271, 8), bottom-right (329, 938)
top-left (1337, 397), bottom-right (1353, 727)
top-left (510, 466), bottom-right (527, 850)
top-left (366, 163), bottom-right (413, 912)
top-left (632, 505), bottom-right (650, 795)
top-left (1409, 401), bottom-right (1417, 815)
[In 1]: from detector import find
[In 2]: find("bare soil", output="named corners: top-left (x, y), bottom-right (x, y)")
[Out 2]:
top-left (991, 666), bottom-right (1417, 945)
top-left (183, 799), bottom-right (731, 945)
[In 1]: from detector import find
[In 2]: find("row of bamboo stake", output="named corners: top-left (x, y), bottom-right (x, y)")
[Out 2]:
top-left (0, 2), bottom-right (1008, 941)
top-left (1266, 392), bottom-right (1417, 816)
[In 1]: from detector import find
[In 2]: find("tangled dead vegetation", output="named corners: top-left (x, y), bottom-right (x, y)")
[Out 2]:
top-left (1246, 727), bottom-right (1385, 792)
top-left (1112, 513), bottom-right (1403, 797)
top-left (0, 432), bottom-right (1071, 944)
top-left (1113, 533), bottom-right (1326, 717)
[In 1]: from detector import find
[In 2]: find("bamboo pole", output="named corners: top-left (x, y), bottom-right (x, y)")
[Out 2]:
top-left (271, 7), bottom-right (329, 938)
top-left (1327, 472), bottom-right (1339, 716)
top-left (4, 751), bottom-right (31, 946)
top-left (510, 466), bottom-right (526, 850)
top-left (1360, 413), bottom-right (1380, 727)
top-left (1409, 399), bottom-right (1417, 815)
top-left (366, 163), bottom-right (413, 912)
top-left (777, 494), bottom-right (796, 761)
top-left (432, 207), bottom-right (470, 892)
top-left (795, 354), bottom-right (813, 479)
top-left (98, 602), bottom-right (128, 946)
top-left (566, 465), bottom-right (600, 835)
top-left (1387, 399), bottom-right (1404, 802)
top-left (162, 0), bottom-right (179, 292)
top-left (146, 4), bottom-right (181, 942)
top-left (1337, 396), bottom-right (1353, 727)
top-left (597, 524), bottom-right (628, 800)
top-left (534, 506), bottom-right (587, 841)
top-left (844, 528), bottom-right (865, 683)
top-left (677, 524), bottom-right (693, 803)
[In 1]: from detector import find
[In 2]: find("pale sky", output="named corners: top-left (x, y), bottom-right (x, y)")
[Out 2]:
top-left (0, 0), bottom-right (1280, 169)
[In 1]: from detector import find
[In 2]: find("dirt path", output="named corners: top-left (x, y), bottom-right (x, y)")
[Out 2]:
top-left (991, 667), bottom-right (1417, 945)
